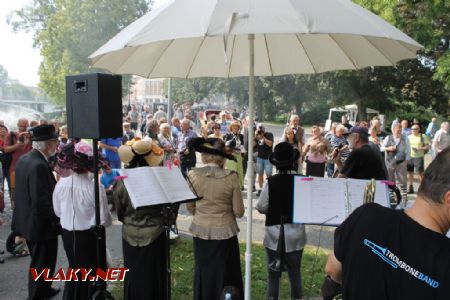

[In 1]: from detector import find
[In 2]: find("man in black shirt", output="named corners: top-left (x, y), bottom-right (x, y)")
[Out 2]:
top-left (255, 124), bottom-right (274, 196)
top-left (322, 126), bottom-right (387, 299)
top-left (325, 148), bottom-right (450, 299)
top-left (341, 115), bottom-right (353, 130)
top-left (333, 126), bottom-right (386, 180)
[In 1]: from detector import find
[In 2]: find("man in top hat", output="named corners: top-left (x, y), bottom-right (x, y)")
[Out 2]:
top-left (256, 142), bottom-right (307, 300)
top-left (12, 124), bottom-right (61, 300)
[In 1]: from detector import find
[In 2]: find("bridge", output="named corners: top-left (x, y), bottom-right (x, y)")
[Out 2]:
top-left (0, 98), bottom-right (49, 113)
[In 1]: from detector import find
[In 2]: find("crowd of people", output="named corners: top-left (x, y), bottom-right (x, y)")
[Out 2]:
top-left (0, 106), bottom-right (449, 299)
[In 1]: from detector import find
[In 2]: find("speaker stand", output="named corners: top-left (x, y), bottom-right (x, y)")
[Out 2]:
top-left (90, 139), bottom-right (114, 300)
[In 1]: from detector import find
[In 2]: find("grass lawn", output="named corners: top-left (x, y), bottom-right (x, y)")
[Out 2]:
top-left (111, 238), bottom-right (329, 299)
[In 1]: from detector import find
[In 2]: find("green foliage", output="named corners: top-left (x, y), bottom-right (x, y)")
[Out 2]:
top-left (8, 0), bottom-right (152, 105)
top-left (111, 238), bottom-right (329, 299)
top-left (354, 0), bottom-right (450, 116)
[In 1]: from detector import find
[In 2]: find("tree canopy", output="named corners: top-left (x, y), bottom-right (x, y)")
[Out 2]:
top-left (8, 0), bottom-right (152, 105)
top-left (8, 0), bottom-right (449, 122)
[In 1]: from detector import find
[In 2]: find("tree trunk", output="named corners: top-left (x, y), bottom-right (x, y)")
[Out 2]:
top-left (356, 98), bottom-right (367, 122)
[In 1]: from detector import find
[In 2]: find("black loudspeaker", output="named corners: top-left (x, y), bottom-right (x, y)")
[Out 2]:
top-left (65, 73), bottom-right (123, 139)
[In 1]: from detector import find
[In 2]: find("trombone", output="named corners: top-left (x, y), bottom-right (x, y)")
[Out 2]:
top-left (363, 179), bottom-right (376, 204)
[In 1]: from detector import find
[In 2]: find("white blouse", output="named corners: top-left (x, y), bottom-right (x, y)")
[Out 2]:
top-left (53, 173), bottom-right (112, 231)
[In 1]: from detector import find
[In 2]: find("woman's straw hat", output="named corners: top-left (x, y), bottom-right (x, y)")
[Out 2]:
top-left (118, 139), bottom-right (164, 167)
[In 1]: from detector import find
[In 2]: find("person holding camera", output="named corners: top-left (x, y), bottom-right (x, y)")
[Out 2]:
top-left (4, 118), bottom-right (32, 209)
top-left (381, 123), bottom-right (410, 204)
top-left (255, 124), bottom-right (274, 196)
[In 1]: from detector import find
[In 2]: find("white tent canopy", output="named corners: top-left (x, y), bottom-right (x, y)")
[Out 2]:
top-left (91, 0), bottom-right (421, 78)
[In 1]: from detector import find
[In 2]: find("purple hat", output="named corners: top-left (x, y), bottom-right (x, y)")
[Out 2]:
top-left (343, 126), bottom-right (369, 137)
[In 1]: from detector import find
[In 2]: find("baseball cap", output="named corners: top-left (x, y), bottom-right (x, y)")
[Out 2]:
top-left (343, 126), bottom-right (369, 137)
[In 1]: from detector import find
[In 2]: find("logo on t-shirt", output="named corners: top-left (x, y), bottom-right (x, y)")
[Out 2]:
top-left (363, 239), bottom-right (439, 288)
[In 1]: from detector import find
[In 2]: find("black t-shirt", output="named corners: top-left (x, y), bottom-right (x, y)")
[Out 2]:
top-left (335, 203), bottom-right (450, 300)
top-left (343, 123), bottom-right (353, 130)
top-left (256, 132), bottom-right (274, 159)
top-left (341, 144), bottom-right (387, 180)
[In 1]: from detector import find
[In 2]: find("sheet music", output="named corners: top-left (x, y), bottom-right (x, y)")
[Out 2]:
top-left (374, 181), bottom-right (390, 207)
top-left (120, 167), bottom-right (169, 208)
top-left (150, 167), bottom-right (197, 202)
top-left (293, 177), bottom-right (346, 225)
top-left (293, 177), bottom-right (391, 226)
top-left (346, 178), bottom-right (369, 215)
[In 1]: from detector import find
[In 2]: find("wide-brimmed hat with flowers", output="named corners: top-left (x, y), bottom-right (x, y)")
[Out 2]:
top-left (118, 138), bottom-right (164, 167)
top-left (56, 141), bottom-right (107, 175)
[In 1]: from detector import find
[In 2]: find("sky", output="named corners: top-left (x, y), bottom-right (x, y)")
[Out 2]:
top-left (0, 0), bottom-right (169, 87)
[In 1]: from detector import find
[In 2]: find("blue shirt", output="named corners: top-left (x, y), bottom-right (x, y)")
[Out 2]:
top-left (402, 128), bottom-right (412, 137)
top-left (100, 138), bottom-right (122, 162)
top-left (100, 169), bottom-right (120, 189)
top-left (220, 121), bottom-right (228, 135)
top-left (172, 126), bottom-right (180, 141)
top-left (176, 129), bottom-right (198, 153)
top-left (425, 122), bottom-right (437, 138)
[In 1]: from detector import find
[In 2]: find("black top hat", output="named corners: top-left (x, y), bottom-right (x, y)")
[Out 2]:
top-left (188, 137), bottom-right (235, 160)
top-left (269, 142), bottom-right (300, 168)
top-left (31, 125), bottom-right (59, 141)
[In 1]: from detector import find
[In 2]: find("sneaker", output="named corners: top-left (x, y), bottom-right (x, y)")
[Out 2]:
top-left (169, 230), bottom-right (179, 240)
top-left (408, 185), bottom-right (414, 194)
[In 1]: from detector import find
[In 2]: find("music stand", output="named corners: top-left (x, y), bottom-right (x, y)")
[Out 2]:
top-left (127, 169), bottom-right (201, 300)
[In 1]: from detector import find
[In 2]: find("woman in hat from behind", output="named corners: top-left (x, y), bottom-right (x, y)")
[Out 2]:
top-left (223, 120), bottom-right (245, 187)
top-left (52, 141), bottom-right (112, 300)
top-left (256, 142), bottom-right (307, 300)
top-left (113, 139), bottom-right (166, 300)
top-left (187, 137), bottom-right (245, 300)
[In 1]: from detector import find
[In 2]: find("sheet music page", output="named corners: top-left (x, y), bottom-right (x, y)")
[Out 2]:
top-left (374, 181), bottom-right (390, 207)
top-left (346, 178), bottom-right (368, 215)
top-left (293, 177), bottom-right (311, 223)
top-left (120, 167), bottom-right (169, 208)
top-left (293, 177), bottom-right (346, 225)
top-left (150, 167), bottom-right (197, 203)
top-left (346, 179), bottom-right (391, 215)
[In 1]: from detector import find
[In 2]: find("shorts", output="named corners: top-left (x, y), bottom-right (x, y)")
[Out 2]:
top-left (256, 157), bottom-right (273, 176)
top-left (407, 157), bottom-right (424, 173)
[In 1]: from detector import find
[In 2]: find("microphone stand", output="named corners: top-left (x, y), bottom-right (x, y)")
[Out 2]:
top-left (161, 205), bottom-right (178, 300)
top-left (90, 139), bottom-right (114, 300)
top-left (275, 216), bottom-right (287, 278)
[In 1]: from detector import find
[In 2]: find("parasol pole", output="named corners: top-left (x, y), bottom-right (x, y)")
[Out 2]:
top-left (245, 33), bottom-right (255, 300)
top-left (167, 78), bottom-right (172, 121)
